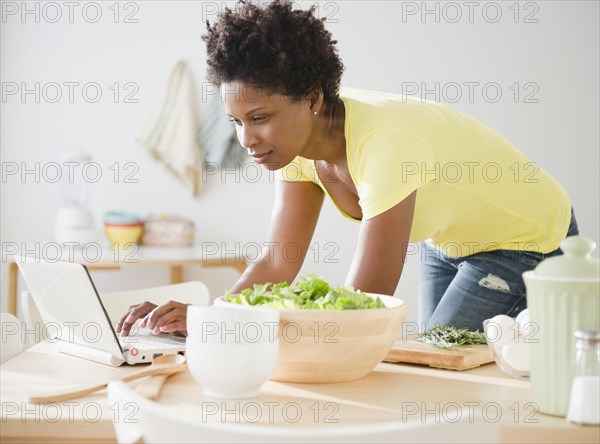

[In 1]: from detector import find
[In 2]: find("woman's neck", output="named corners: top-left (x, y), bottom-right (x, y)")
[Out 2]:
top-left (302, 98), bottom-right (346, 164)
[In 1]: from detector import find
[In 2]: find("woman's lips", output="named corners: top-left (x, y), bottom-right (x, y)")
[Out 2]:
top-left (251, 151), bottom-right (273, 164)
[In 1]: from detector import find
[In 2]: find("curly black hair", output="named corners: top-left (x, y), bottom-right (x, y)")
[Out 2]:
top-left (202, 0), bottom-right (344, 103)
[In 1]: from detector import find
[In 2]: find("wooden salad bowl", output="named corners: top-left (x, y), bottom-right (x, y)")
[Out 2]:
top-left (213, 294), bottom-right (407, 383)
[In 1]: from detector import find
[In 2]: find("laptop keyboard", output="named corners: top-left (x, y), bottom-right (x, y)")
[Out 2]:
top-left (119, 333), bottom-right (185, 350)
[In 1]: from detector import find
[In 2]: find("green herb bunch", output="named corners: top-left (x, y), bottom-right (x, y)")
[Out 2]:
top-left (417, 326), bottom-right (487, 349)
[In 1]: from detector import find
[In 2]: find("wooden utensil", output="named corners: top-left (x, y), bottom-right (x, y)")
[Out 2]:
top-left (134, 374), bottom-right (171, 400)
top-left (28, 354), bottom-right (186, 404)
top-left (133, 352), bottom-right (189, 400)
top-left (384, 339), bottom-right (493, 370)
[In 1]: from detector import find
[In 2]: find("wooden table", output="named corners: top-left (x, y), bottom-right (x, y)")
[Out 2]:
top-left (1, 342), bottom-right (597, 443)
top-left (4, 245), bottom-right (248, 316)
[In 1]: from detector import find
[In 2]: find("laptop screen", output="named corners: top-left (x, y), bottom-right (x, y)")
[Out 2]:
top-left (15, 256), bottom-right (125, 357)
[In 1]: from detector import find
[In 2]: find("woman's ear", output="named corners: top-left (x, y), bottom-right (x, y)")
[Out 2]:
top-left (308, 88), bottom-right (325, 114)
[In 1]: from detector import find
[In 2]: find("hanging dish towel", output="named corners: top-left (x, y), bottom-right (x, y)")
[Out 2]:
top-left (136, 60), bottom-right (204, 196)
top-left (199, 91), bottom-right (248, 166)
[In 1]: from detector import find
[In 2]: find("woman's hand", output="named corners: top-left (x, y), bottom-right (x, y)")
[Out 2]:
top-left (116, 301), bottom-right (189, 337)
top-left (116, 301), bottom-right (157, 336)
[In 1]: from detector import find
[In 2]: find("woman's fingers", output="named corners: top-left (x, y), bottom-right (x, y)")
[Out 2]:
top-left (152, 307), bottom-right (188, 334)
top-left (116, 302), bottom-right (157, 336)
top-left (144, 301), bottom-right (188, 330)
top-left (157, 320), bottom-right (188, 336)
top-left (117, 301), bottom-right (188, 337)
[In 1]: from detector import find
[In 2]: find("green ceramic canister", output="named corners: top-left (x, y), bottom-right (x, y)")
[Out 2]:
top-left (523, 236), bottom-right (600, 416)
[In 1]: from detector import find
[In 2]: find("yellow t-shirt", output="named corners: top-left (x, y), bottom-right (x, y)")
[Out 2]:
top-left (278, 87), bottom-right (572, 257)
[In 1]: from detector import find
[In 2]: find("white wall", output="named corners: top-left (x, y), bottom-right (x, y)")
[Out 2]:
top-left (1, 1), bottom-right (598, 326)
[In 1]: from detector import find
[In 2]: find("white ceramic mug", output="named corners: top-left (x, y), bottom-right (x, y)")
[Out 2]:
top-left (186, 305), bottom-right (280, 398)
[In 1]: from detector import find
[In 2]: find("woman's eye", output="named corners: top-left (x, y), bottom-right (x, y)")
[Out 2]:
top-left (228, 116), bottom-right (266, 125)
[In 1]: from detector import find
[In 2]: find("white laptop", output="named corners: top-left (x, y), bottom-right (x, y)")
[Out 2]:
top-left (15, 256), bottom-right (186, 366)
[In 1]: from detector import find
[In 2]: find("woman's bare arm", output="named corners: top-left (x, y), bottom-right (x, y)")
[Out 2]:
top-left (345, 191), bottom-right (417, 295)
top-left (117, 179), bottom-right (324, 335)
top-left (229, 179), bottom-right (325, 293)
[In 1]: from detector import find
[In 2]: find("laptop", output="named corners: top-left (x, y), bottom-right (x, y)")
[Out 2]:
top-left (15, 256), bottom-right (186, 366)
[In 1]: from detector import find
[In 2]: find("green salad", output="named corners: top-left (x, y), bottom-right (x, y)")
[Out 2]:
top-left (224, 274), bottom-right (385, 310)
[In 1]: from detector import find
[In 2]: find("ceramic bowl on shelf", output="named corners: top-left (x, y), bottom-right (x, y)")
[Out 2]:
top-left (103, 212), bottom-right (143, 247)
top-left (104, 223), bottom-right (144, 247)
top-left (213, 294), bottom-right (407, 384)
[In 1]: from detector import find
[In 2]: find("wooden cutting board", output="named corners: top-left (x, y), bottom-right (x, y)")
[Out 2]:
top-left (383, 339), bottom-right (494, 371)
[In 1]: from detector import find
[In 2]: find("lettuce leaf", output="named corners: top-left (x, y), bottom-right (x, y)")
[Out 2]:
top-left (224, 274), bottom-right (385, 310)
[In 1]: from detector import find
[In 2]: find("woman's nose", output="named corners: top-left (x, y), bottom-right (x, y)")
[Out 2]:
top-left (238, 125), bottom-right (260, 149)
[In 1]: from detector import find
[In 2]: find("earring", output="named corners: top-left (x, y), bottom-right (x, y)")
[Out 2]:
top-left (313, 111), bottom-right (318, 115)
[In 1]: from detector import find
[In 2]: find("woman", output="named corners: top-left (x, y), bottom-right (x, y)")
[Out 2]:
top-left (117, 0), bottom-right (578, 336)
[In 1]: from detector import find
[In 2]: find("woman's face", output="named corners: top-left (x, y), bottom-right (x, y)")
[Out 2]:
top-left (222, 81), bottom-right (315, 170)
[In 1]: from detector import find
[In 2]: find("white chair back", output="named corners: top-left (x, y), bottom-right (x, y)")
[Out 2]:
top-left (1, 312), bottom-right (23, 364)
top-left (107, 380), bottom-right (499, 444)
top-left (20, 290), bottom-right (46, 347)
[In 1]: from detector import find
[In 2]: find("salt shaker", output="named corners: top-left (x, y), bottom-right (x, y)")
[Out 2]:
top-left (566, 330), bottom-right (600, 425)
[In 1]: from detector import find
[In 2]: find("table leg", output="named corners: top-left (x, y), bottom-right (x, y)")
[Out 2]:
top-left (202, 258), bottom-right (248, 275)
top-left (8, 262), bottom-right (18, 316)
top-left (170, 265), bottom-right (183, 284)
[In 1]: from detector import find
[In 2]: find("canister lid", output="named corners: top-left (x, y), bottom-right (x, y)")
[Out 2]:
top-left (530, 236), bottom-right (600, 280)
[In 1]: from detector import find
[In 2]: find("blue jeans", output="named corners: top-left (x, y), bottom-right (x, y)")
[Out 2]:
top-left (418, 208), bottom-right (579, 332)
